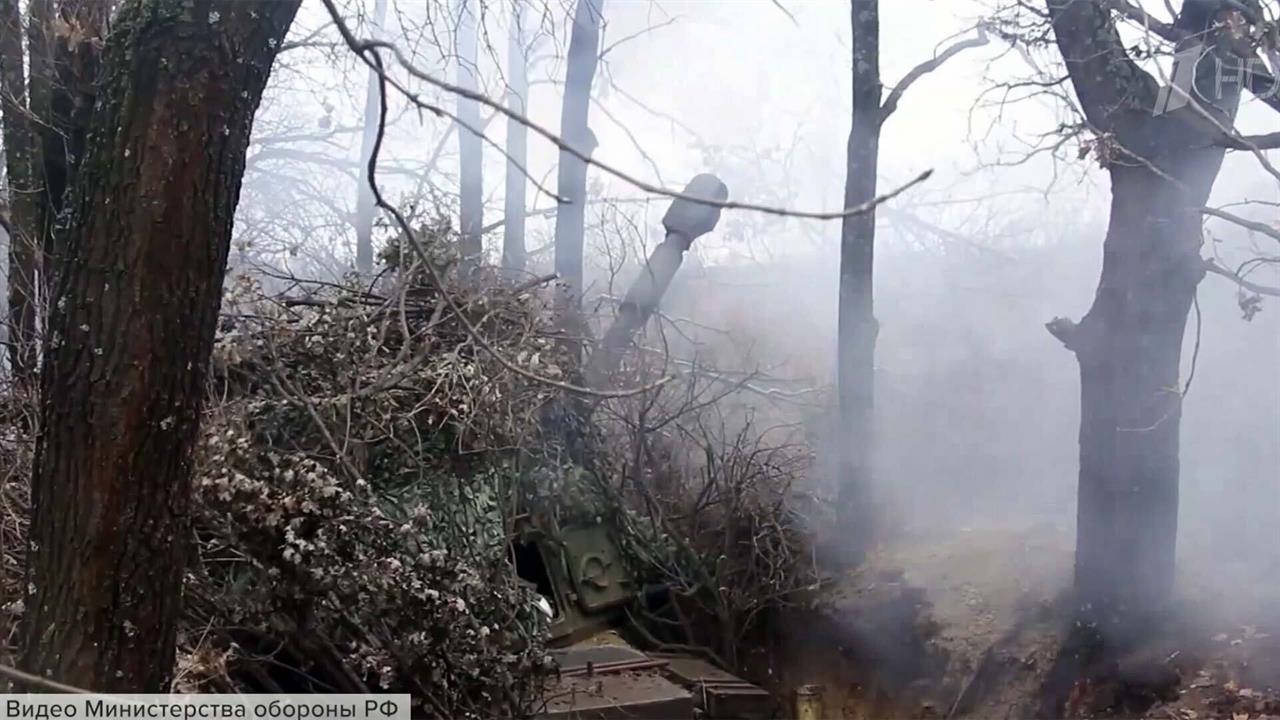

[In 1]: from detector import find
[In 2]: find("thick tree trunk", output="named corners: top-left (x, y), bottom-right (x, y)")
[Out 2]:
top-left (456, 0), bottom-right (483, 273)
top-left (354, 0), bottom-right (387, 274)
top-left (502, 2), bottom-right (529, 276)
top-left (0, 0), bottom-right (40, 381)
top-left (1039, 116), bottom-right (1228, 713)
top-left (21, 0), bottom-right (298, 691)
top-left (1035, 7), bottom-right (1246, 710)
top-left (836, 0), bottom-right (880, 559)
top-left (1043, 6), bottom-right (1241, 643)
top-left (1062, 135), bottom-right (1226, 643)
top-left (552, 0), bottom-right (603, 311)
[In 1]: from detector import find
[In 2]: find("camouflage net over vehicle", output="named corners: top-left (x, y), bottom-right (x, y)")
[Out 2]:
top-left (176, 246), bottom-right (563, 716)
top-left (0, 231), bottom-right (824, 713)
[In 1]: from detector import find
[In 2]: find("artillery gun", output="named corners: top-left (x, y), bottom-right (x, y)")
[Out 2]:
top-left (518, 175), bottom-right (790, 719)
top-left (512, 517), bottom-right (777, 720)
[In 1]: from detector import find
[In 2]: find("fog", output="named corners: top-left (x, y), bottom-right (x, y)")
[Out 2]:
top-left (8, 0), bottom-right (1280, 711)
top-left (449, 0), bottom-right (1279, 600)
top-left (238, 0), bottom-right (1280, 700)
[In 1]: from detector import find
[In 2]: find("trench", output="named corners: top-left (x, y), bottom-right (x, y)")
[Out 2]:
top-left (766, 526), bottom-right (1280, 720)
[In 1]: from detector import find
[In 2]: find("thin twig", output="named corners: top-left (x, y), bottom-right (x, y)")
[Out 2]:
top-left (356, 44), bottom-right (670, 399)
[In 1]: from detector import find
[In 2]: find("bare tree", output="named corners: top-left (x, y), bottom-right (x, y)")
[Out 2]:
top-left (21, 0), bottom-right (298, 690)
top-left (1034, 0), bottom-right (1266, 650)
top-left (0, 0), bottom-right (40, 381)
top-left (836, 0), bottom-right (882, 559)
top-left (456, 0), bottom-right (483, 272)
top-left (836, 1), bottom-right (985, 561)
top-left (502, 0), bottom-right (530, 275)
top-left (553, 0), bottom-right (604, 311)
top-left (355, 0), bottom-right (388, 275)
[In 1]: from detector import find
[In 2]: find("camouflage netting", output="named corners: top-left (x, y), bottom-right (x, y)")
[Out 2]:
top-left (0, 228), bottom-right (822, 713)
top-left (2, 232), bottom-right (566, 716)
top-left (176, 246), bottom-right (567, 715)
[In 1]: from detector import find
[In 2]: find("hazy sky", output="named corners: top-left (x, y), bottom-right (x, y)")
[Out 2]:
top-left (262, 0), bottom-right (1280, 282)
top-left (567, 0), bottom-right (1045, 233)
top-left (253, 0), bottom-right (1279, 594)
top-left (572, 1), bottom-right (1278, 268)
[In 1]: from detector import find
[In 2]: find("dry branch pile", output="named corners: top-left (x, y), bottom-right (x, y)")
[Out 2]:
top-left (583, 344), bottom-right (826, 673)
top-left (177, 246), bottom-right (569, 715)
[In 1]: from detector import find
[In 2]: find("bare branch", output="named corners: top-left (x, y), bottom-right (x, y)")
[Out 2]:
top-left (880, 26), bottom-right (990, 125)
top-left (1204, 257), bottom-right (1280, 297)
top-left (1203, 205), bottom-right (1280, 244)
top-left (320, 0), bottom-right (933, 221)
top-left (1218, 130), bottom-right (1280, 149)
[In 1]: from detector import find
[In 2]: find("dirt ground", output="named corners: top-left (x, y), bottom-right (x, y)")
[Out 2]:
top-left (773, 524), bottom-right (1280, 719)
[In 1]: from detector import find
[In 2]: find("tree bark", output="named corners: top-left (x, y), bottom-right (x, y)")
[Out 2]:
top-left (836, 0), bottom-right (880, 559)
top-left (27, 0), bottom-right (54, 275)
top-left (354, 0), bottom-right (387, 275)
top-left (1044, 0), bottom-right (1242, 643)
top-left (456, 0), bottom-right (483, 273)
top-left (1067, 149), bottom-right (1221, 643)
top-left (502, 1), bottom-right (529, 276)
top-left (31, 0), bottom-right (109, 297)
top-left (552, 0), bottom-right (603, 311)
top-left (21, 0), bottom-right (298, 691)
top-left (0, 0), bottom-right (40, 381)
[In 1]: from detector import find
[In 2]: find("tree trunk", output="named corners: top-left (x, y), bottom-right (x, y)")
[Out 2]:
top-left (1062, 132), bottom-right (1227, 643)
top-left (27, 0), bottom-right (54, 276)
top-left (836, 0), bottom-right (880, 559)
top-left (1042, 2), bottom-right (1242, 643)
top-left (552, 0), bottom-right (603, 311)
top-left (31, 0), bottom-right (109, 297)
top-left (21, 0), bottom-right (298, 691)
top-left (1033, 8), bottom-right (1249, 710)
top-left (354, 0), bottom-right (387, 275)
top-left (456, 0), bottom-right (483, 272)
top-left (502, 1), bottom-right (529, 276)
top-left (0, 0), bottom-right (40, 381)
